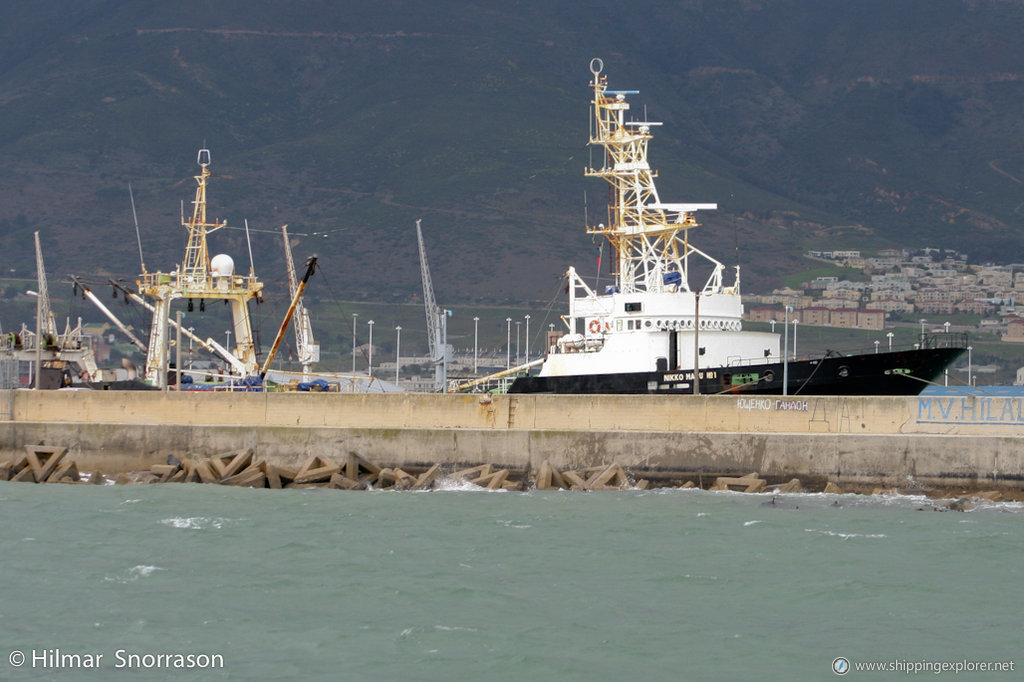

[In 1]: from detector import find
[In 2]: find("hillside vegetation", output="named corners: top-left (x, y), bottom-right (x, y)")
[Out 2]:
top-left (1, 0), bottom-right (1023, 317)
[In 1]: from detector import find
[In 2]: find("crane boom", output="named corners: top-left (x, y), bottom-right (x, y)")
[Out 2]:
top-left (281, 225), bottom-right (318, 376)
top-left (33, 231), bottom-right (57, 337)
top-left (417, 219), bottom-right (440, 362)
top-left (416, 220), bottom-right (450, 392)
top-left (260, 255), bottom-right (317, 380)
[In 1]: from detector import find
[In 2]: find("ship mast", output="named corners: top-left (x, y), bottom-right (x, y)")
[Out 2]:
top-left (137, 149), bottom-right (264, 386)
top-left (584, 58), bottom-right (725, 296)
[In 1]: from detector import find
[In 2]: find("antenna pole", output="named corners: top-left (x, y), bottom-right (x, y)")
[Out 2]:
top-left (129, 184), bottom-right (146, 273)
top-left (244, 219), bottom-right (255, 277)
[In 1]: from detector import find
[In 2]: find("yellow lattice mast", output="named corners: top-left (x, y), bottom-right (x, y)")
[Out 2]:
top-left (137, 148), bottom-right (264, 386)
top-left (584, 58), bottom-right (722, 295)
top-left (181, 148), bottom-right (227, 283)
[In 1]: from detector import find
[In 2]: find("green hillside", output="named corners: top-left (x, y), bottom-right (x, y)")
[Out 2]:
top-left (2, 0), bottom-right (1024, 341)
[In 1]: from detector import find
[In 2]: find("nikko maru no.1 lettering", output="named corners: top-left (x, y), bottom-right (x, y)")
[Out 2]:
top-left (918, 396), bottom-right (1024, 425)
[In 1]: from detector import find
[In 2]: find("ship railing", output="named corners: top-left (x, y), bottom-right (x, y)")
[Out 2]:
top-left (138, 271), bottom-right (263, 296)
top-left (918, 331), bottom-right (969, 350)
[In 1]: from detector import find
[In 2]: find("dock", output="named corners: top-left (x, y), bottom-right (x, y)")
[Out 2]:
top-left (2, 390), bottom-right (1023, 496)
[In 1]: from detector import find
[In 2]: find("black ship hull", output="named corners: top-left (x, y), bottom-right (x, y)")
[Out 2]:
top-left (508, 346), bottom-right (966, 396)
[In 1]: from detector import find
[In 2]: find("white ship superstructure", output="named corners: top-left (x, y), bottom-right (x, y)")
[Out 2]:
top-left (541, 59), bottom-right (778, 383)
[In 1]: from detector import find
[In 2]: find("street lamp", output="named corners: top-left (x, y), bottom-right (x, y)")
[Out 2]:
top-left (395, 325), bottom-right (401, 385)
top-left (943, 321), bottom-right (951, 334)
top-left (792, 319), bottom-right (799, 360)
top-left (967, 345), bottom-right (972, 388)
top-left (770, 319), bottom-right (776, 333)
top-left (874, 340), bottom-right (880, 354)
top-left (367, 320), bottom-right (374, 376)
top-left (187, 326), bottom-right (195, 370)
top-left (783, 306), bottom-right (791, 395)
top-left (524, 314), bottom-right (531, 364)
top-left (506, 318), bottom-right (512, 369)
top-left (473, 316), bottom-right (479, 373)
top-left (351, 313), bottom-right (358, 373)
top-left (919, 318), bottom-right (926, 336)
top-left (886, 331), bottom-right (894, 352)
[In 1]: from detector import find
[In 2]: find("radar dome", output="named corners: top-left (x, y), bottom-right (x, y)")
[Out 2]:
top-left (210, 254), bottom-right (235, 277)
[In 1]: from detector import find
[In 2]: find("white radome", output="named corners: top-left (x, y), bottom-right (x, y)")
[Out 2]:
top-left (210, 254), bottom-right (235, 277)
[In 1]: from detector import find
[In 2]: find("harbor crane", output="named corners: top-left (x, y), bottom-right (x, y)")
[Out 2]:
top-left (416, 219), bottom-right (452, 392)
top-left (281, 225), bottom-right (319, 378)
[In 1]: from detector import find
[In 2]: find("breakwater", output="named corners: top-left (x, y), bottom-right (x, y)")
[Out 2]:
top-left (1, 390), bottom-right (1022, 493)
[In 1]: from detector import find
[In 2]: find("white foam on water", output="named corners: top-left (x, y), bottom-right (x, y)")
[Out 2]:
top-left (804, 528), bottom-right (888, 539)
top-left (160, 516), bottom-right (233, 530)
top-left (743, 520), bottom-right (762, 526)
top-left (433, 625), bottom-right (479, 632)
top-left (104, 564), bottom-right (165, 584)
top-left (497, 519), bottom-right (532, 529)
top-left (433, 477), bottom-right (505, 492)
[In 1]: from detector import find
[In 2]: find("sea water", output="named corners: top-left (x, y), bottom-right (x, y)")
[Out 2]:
top-left (1, 482), bottom-right (1021, 681)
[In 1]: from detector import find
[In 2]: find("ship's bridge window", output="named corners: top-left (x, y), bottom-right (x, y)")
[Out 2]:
top-left (625, 302), bottom-right (642, 312)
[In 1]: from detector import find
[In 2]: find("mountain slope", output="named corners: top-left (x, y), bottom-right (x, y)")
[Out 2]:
top-left (0, 0), bottom-right (1022, 310)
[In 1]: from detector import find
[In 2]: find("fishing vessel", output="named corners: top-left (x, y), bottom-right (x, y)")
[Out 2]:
top-left (509, 60), bottom-right (966, 396)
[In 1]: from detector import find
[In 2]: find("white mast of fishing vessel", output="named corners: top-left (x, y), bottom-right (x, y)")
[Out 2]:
top-left (137, 149), bottom-right (264, 386)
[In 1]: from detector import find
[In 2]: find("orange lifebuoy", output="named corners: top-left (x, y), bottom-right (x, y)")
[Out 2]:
top-left (588, 319), bottom-right (602, 334)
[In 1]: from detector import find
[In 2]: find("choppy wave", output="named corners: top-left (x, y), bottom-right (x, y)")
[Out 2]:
top-left (804, 528), bottom-right (888, 539)
top-left (433, 477), bottom-right (505, 492)
top-left (160, 516), bottom-right (235, 530)
top-left (104, 564), bottom-right (165, 584)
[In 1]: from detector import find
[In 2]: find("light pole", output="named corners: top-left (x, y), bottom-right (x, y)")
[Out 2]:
top-left (770, 319), bottom-right (776, 333)
top-left (524, 313), bottom-right (532, 364)
top-left (367, 320), bottom-right (374, 376)
top-left (792, 319), bottom-right (799, 360)
top-left (944, 321), bottom-right (951, 334)
top-left (351, 313), bottom-right (358, 373)
top-left (874, 340), bottom-right (880, 354)
top-left (967, 345), bottom-right (972, 387)
top-left (506, 318), bottom-right (511, 369)
top-left (30, 289), bottom-right (40, 389)
top-left (782, 306), bottom-right (791, 395)
top-left (886, 331), bottom-right (894, 351)
top-left (175, 311), bottom-right (182, 391)
top-left (395, 325), bottom-right (401, 385)
top-left (919, 318), bottom-right (926, 336)
top-left (187, 327), bottom-right (195, 370)
top-left (473, 316), bottom-right (479, 373)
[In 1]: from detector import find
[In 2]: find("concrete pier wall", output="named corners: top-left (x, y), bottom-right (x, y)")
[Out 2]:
top-left (2, 391), bottom-right (1022, 489)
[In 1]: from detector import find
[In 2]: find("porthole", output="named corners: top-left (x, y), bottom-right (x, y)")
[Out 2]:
top-left (838, 366), bottom-right (850, 378)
